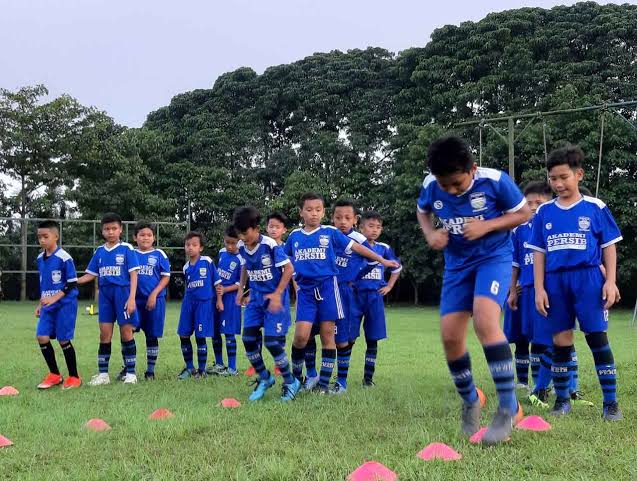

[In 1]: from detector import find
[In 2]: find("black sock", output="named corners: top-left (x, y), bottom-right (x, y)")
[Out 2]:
top-left (61, 342), bottom-right (78, 377)
top-left (40, 341), bottom-right (60, 375)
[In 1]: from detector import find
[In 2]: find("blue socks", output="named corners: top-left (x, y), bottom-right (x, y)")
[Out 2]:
top-left (536, 347), bottom-right (553, 391)
top-left (447, 352), bottom-right (479, 405)
top-left (530, 343), bottom-right (547, 387)
top-left (551, 345), bottom-right (572, 401)
top-left (586, 332), bottom-right (617, 404)
top-left (484, 342), bottom-right (518, 412)
top-left (212, 333), bottom-right (223, 366)
top-left (569, 346), bottom-right (579, 393)
top-left (180, 337), bottom-right (194, 370)
top-left (337, 344), bottom-right (352, 388)
top-left (243, 330), bottom-right (268, 379)
top-left (98, 342), bottom-right (111, 374)
top-left (319, 348), bottom-right (336, 388)
top-left (305, 336), bottom-right (318, 378)
top-left (364, 340), bottom-right (378, 382)
top-left (195, 337), bottom-right (207, 371)
top-left (226, 335), bottom-right (237, 371)
top-left (291, 345), bottom-right (305, 380)
top-left (265, 337), bottom-right (294, 385)
top-left (122, 339), bottom-right (136, 375)
top-left (514, 342), bottom-right (530, 386)
top-left (146, 336), bottom-right (159, 374)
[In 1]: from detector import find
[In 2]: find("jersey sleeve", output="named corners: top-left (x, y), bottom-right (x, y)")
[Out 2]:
top-left (283, 237), bottom-right (293, 257)
top-left (527, 210), bottom-right (546, 253)
top-left (159, 253), bottom-right (171, 277)
top-left (511, 229), bottom-right (521, 268)
top-left (416, 179), bottom-right (433, 214)
top-left (126, 247), bottom-right (141, 272)
top-left (496, 172), bottom-right (526, 213)
top-left (597, 206), bottom-right (623, 248)
top-left (65, 257), bottom-right (78, 282)
top-left (238, 252), bottom-right (246, 266)
top-left (384, 245), bottom-right (402, 274)
top-left (333, 229), bottom-right (354, 252)
top-left (209, 259), bottom-right (222, 286)
top-left (86, 251), bottom-right (99, 276)
top-left (231, 257), bottom-right (242, 285)
top-left (273, 245), bottom-right (291, 268)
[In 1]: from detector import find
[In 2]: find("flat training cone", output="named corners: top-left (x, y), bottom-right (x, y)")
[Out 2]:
top-left (0, 386), bottom-right (19, 396)
top-left (516, 415), bottom-right (551, 432)
top-left (417, 443), bottom-right (462, 461)
top-left (219, 398), bottom-right (241, 408)
top-left (274, 366), bottom-right (282, 376)
top-left (469, 427), bottom-right (489, 444)
top-left (84, 418), bottom-right (111, 432)
top-left (347, 461), bottom-right (398, 481)
top-left (244, 366), bottom-right (256, 377)
top-left (149, 408), bottom-right (174, 420)
top-left (0, 435), bottom-right (13, 447)
top-left (476, 387), bottom-right (487, 407)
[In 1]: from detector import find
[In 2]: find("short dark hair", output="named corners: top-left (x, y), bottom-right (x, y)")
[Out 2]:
top-left (579, 186), bottom-right (593, 197)
top-left (546, 145), bottom-right (584, 171)
top-left (523, 181), bottom-right (552, 198)
top-left (266, 211), bottom-right (288, 226)
top-left (38, 220), bottom-right (60, 232)
top-left (299, 192), bottom-right (324, 208)
top-left (101, 212), bottom-right (122, 226)
top-left (361, 210), bottom-right (383, 224)
top-left (233, 206), bottom-right (261, 232)
top-left (427, 136), bottom-right (474, 176)
top-left (224, 224), bottom-right (239, 239)
top-left (184, 230), bottom-right (204, 245)
top-left (134, 220), bottom-right (155, 236)
top-left (333, 198), bottom-right (358, 215)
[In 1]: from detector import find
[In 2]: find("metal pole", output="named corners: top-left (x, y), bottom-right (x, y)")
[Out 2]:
top-left (479, 125), bottom-right (483, 166)
top-left (632, 299), bottom-right (637, 328)
top-left (508, 117), bottom-right (515, 178)
top-left (596, 111), bottom-right (605, 198)
top-left (20, 217), bottom-right (27, 301)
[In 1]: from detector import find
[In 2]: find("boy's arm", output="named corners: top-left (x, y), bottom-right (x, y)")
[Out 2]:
top-left (507, 266), bottom-right (520, 310)
top-left (125, 270), bottom-right (138, 316)
top-left (77, 273), bottom-right (97, 285)
top-left (533, 252), bottom-right (549, 316)
top-left (417, 210), bottom-right (448, 250)
top-left (146, 275), bottom-right (170, 310)
top-left (265, 262), bottom-right (294, 313)
top-left (602, 244), bottom-right (620, 309)
top-left (350, 243), bottom-right (399, 269)
top-left (463, 205), bottom-right (532, 241)
top-left (236, 267), bottom-right (248, 305)
top-left (379, 270), bottom-right (400, 296)
top-left (223, 283), bottom-right (240, 294)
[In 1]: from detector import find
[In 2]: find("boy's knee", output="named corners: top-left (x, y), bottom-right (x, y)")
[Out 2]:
top-left (37, 335), bottom-right (49, 344)
top-left (553, 330), bottom-right (573, 346)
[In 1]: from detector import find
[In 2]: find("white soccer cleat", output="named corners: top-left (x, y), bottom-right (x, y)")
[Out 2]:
top-left (88, 373), bottom-right (111, 386)
top-left (123, 373), bottom-right (138, 385)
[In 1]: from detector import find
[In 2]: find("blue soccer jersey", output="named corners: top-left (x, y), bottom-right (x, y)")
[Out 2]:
top-left (183, 256), bottom-right (222, 301)
top-left (238, 235), bottom-right (290, 294)
top-left (37, 247), bottom-right (78, 299)
top-left (284, 225), bottom-right (354, 288)
top-left (355, 242), bottom-right (402, 291)
top-left (511, 221), bottom-right (535, 287)
top-left (335, 229), bottom-right (377, 284)
top-left (527, 196), bottom-right (622, 272)
top-left (217, 248), bottom-right (243, 287)
top-left (85, 242), bottom-right (140, 287)
top-left (417, 167), bottom-right (526, 270)
top-left (135, 248), bottom-right (171, 299)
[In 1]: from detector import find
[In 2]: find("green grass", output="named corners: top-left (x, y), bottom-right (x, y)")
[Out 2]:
top-left (0, 302), bottom-right (636, 480)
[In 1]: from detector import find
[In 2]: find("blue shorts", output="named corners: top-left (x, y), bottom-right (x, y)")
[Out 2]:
top-left (544, 267), bottom-right (608, 335)
top-left (335, 283), bottom-right (359, 343)
top-left (243, 291), bottom-right (290, 337)
top-left (518, 286), bottom-right (552, 345)
top-left (503, 303), bottom-right (527, 344)
top-left (218, 291), bottom-right (241, 335)
top-left (136, 296), bottom-right (166, 338)
top-left (440, 257), bottom-right (512, 316)
top-left (37, 297), bottom-right (78, 341)
top-left (178, 297), bottom-right (213, 338)
top-left (99, 284), bottom-right (140, 327)
top-left (296, 276), bottom-right (343, 323)
top-left (353, 289), bottom-right (387, 341)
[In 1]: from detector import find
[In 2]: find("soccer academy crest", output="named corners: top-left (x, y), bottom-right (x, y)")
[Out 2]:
top-left (470, 192), bottom-right (487, 212)
top-left (115, 254), bottom-right (125, 265)
top-left (148, 256), bottom-right (158, 266)
top-left (319, 235), bottom-right (330, 247)
top-left (229, 261), bottom-right (237, 270)
top-left (434, 200), bottom-right (443, 210)
top-left (261, 254), bottom-right (272, 267)
top-left (545, 223), bottom-right (552, 230)
top-left (199, 267), bottom-right (207, 277)
top-left (51, 270), bottom-right (62, 283)
top-left (578, 216), bottom-right (591, 231)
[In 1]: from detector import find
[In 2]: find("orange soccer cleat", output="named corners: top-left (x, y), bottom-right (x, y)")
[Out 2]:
top-left (63, 376), bottom-right (82, 390)
top-left (476, 387), bottom-right (487, 408)
top-left (37, 373), bottom-right (63, 390)
top-left (514, 402), bottom-right (525, 425)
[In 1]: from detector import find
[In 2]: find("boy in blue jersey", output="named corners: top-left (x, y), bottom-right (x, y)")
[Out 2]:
top-left (529, 145), bottom-right (623, 420)
top-left (285, 193), bottom-right (400, 394)
top-left (177, 231), bottom-right (223, 379)
top-left (353, 211), bottom-right (402, 389)
top-left (77, 213), bottom-right (141, 386)
top-left (208, 225), bottom-right (243, 377)
top-left (233, 206), bottom-right (300, 402)
top-left (416, 137), bottom-right (531, 444)
top-left (132, 221), bottom-right (170, 380)
top-left (34, 220), bottom-right (81, 390)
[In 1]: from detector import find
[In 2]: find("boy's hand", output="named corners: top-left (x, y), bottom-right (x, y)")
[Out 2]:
top-left (215, 284), bottom-right (223, 296)
top-left (265, 292), bottom-right (282, 313)
top-left (381, 259), bottom-right (400, 270)
top-left (35, 304), bottom-right (41, 317)
top-left (125, 296), bottom-right (137, 317)
top-left (507, 289), bottom-right (518, 311)
top-left (216, 299), bottom-right (224, 311)
top-left (425, 229), bottom-right (449, 250)
top-left (146, 293), bottom-right (157, 311)
top-left (40, 296), bottom-right (59, 307)
top-left (535, 288), bottom-right (550, 317)
top-left (463, 218), bottom-right (490, 241)
top-left (602, 280), bottom-right (620, 309)
top-left (236, 288), bottom-right (244, 306)
top-left (378, 286), bottom-right (392, 296)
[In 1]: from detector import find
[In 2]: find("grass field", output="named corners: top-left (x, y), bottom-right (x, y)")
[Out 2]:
top-left (0, 302), bottom-right (636, 480)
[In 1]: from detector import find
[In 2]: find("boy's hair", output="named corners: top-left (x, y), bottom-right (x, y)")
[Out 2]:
top-left (224, 224), bottom-right (239, 239)
top-left (266, 211), bottom-right (288, 226)
top-left (361, 210), bottom-right (383, 224)
top-left (233, 206), bottom-right (261, 232)
top-left (579, 186), bottom-right (593, 197)
top-left (185, 230), bottom-right (205, 245)
top-left (546, 145), bottom-right (585, 171)
top-left (299, 192), bottom-right (324, 208)
top-left (134, 220), bottom-right (155, 236)
top-left (523, 181), bottom-right (552, 198)
top-left (37, 219), bottom-right (60, 233)
top-left (427, 136), bottom-right (474, 176)
top-left (333, 198), bottom-right (358, 215)
top-left (101, 212), bottom-right (122, 226)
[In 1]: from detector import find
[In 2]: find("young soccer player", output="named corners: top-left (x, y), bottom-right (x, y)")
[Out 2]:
top-left (353, 211), bottom-right (402, 389)
top-left (529, 145), bottom-right (623, 420)
top-left (177, 231), bottom-right (223, 379)
top-left (209, 225), bottom-right (243, 376)
top-left (285, 193), bottom-right (400, 394)
top-left (416, 136), bottom-right (531, 444)
top-left (132, 221), bottom-right (170, 380)
top-left (77, 213), bottom-right (141, 385)
top-left (233, 206), bottom-right (300, 401)
top-left (34, 220), bottom-right (81, 390)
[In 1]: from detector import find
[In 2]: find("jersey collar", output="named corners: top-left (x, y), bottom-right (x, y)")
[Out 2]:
top-left (301, 226), bottom-right (321, 235)
top-left (243, 235), bottom-right (263, 256)
top-left (555, 195), bottom-right (584, 210)
top-left (103, 242), bottom-right (122, 252)
top-left (43, 246), bottom-right (61, 260)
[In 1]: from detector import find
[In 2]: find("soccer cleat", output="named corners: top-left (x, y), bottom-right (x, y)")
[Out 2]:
top-left (515, 383), bottom-right (531, 393)
top-left (481, 403), bottom-right (522, 445)
top-left (62, 376), bottom-right (82, 390)
top-left (311, 385), bottom-right (329, 395)
top-left (550, 398), bottom-right (572, 416)
top-left (302, 375), bottom-right (320, 392)
top-left (37, 373), bottom-right (63, 390)
top-left (177, 368), bottom-right (196, 380)
top-left (144, 371), bottom-right (155, 381)
top-left (461, 398), bottom-right (482, 436)
top-left (206, 364), bottom-right (227, 376)
top-left (115, 367), bottom-right (127, 382)
top-left (362, 379), bottom-right (376, 388)
top-left (528, 390), bottom-right (550, 410)
top-left (194, 369), bottom-right (207, 379)
top-left (329, 381), bottom-right (348, 396)
top-left (602, 401), bottom-right (623, 421)
top-left (476, 387), bottom-right (487, 408)
top-left (248, 373), bottom-right (276, 401)
top-left (88, 373), bottom-right (111, 386)
top-left (222, 368), bottom-right (239, 377)
top-left (570, 391), bottom-right (594, 407)
top-left (281, 378), bottom-right (302, 402)
top-left (123, 373), bottom-right (138, 384)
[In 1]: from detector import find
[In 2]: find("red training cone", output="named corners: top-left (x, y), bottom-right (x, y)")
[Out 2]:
top-left (417, 443), bottom-right (462, 461)
top-left (0, 435), bottom-right (13, 447)
top-left (274, 366), bottom-right (282, 376)
top-left (469, 427), bottom-right (489, 444)
top-left (516, 415), bottom-right (552, 432)
top-left (148, 408), bottom-right (174, 420)
top-left (219, 398), bottom-right (241, 408)
top-left (0, 386), bottom-right (19, 396)
top-left (84, 418), bottom-right (112, 432)
top-left (244, 366), bottom-right (256, 377)
top-left (347, 461), bottom-right (398, 481)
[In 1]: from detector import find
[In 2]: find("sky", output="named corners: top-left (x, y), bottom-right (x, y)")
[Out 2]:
top-left (0, 0), bottom-right (633, 128)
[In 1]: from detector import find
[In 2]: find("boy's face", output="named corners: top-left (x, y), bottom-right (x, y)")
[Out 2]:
top-left (435, 164), bottom-right (477, 196)
top-left (300, 199), bottom-right (324, 228)
top-left (360, 218), bottom-right (382, 241)
top-left (238, 227), bottom-right (260, 246)
top-left (224, 236), bottom-right (239, 254)
top-left (526, 193), bottom-right (551, 215)
top-left (266, 219), bottom-right (286, 242)
top-left (548, 164), bottom-right (583, 200)
top-left (184, 237), bottom-right (204, 259)
top-left (134, 227), bottom-right (155, 251)
top-left (332, 206), bottom-right (357, 234)
top-left (102, 221), bottom-right (122, 244)
top-left (37, 228), bottom-right (59, 251)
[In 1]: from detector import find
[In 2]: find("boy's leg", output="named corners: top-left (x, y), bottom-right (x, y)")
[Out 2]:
top-left (225, 335), bottom-right (238, 372)
top-left (180, 337), bottom-right (195, 370)
top-left (243, 326), bottom-right (269, 379)
top-left (195, 337), bottom-right (208, 372)
top-left (212, 314), bottom-right (224, 367)
top-left (146, 336), bottom-right (159, 376)
top-left (361, 290), bottom-right (387, 386)
top-left (551, 331), bottom-right (574, 414)
top-left (264, 335), bottom-right (294, 385)
top-left (318, 322), bottom-right (336, 390)
top-left (120, 324), bottom-right (137, 377)
top-left (98, 322), bottom-right (115, 373)
top-left (514, 341), bottom-right (530, 388)
top-left (569, 345), bottom-right (579, 393)
top-left (59, 341), bottom-right (78, 378)
top-left (363, 339), bottom-right (377, 385)
top-left (529, 343), bottom-right (546, 387)
top-left (292, 287), bottom-right (317, 381)
top-left (305, 335), bottom-right (318, 378)
top-left (586, 332), bottom-right (619, 415)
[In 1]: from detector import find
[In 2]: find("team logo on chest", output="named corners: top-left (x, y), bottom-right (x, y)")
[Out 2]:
top-left (545, 223), bottom-right (552, 230)
top-left (51, 270), bottom-right (62, 283)
top-left (115, 254), bottom-right (125, 265)
top-left (470, 192), bottom-right (487, 212)
top-left (319, 235), bottom-right (330, 247)
top-left (434, 200), bottom-right (443, 210)
top-left (578, 216), bottom-right (591, 231)
top-left (229, 261), bottom-right (237, 270)
top-left (148, 255), bottom-right (158, 266)
top-left (261, 254), bottom-right (272, 267)
top-left (199, 267), bottom-right (207, 277)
